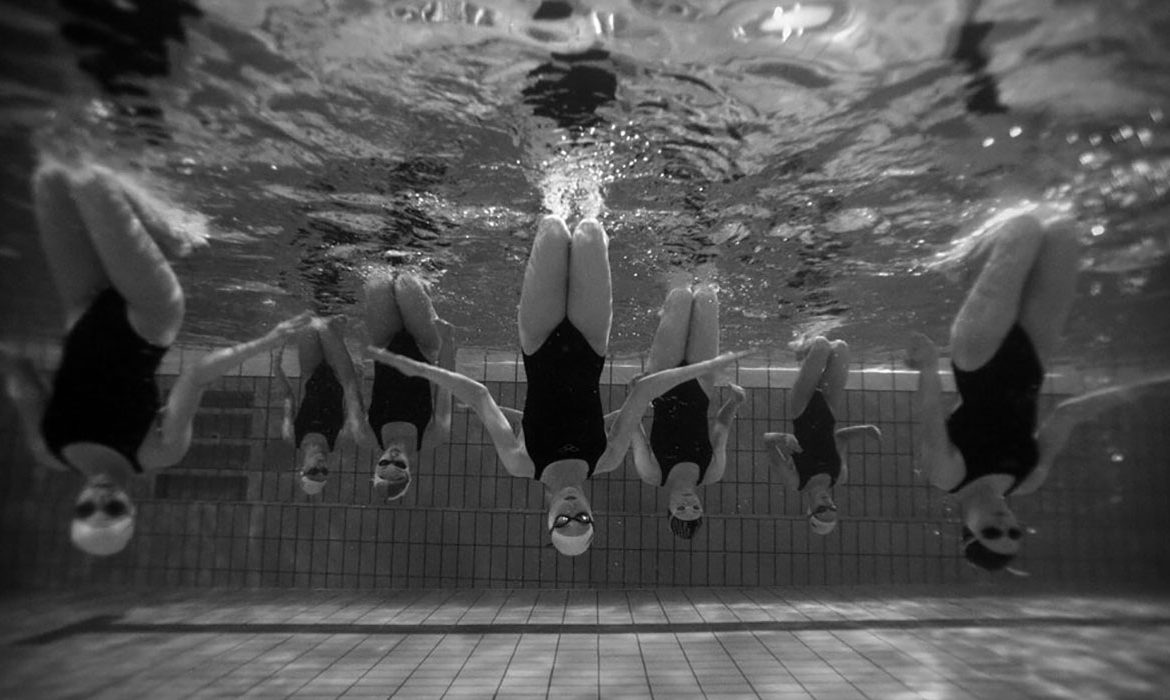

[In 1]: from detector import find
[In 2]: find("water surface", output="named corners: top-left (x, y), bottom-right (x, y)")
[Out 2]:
top-left (2, 0), bottom-right (1169, 365)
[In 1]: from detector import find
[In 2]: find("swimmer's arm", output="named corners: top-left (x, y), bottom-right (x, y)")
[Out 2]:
top-left (833, 426), bottom-right (880, 488)
top-left (835, 425), bottom-right (881, 447)
top-left (596, 351), bottom-right (749, 474)
top-left (1018, 373), bottom-right (1170, 495)
top-left (762, 432), bottom-right (799, 462)
top-left (0, 355), bottom-right (70, 472)
top-left (906, 334), bottom-right (960, 490)
top-left (313, 317), bottom-right (372, 447)
top-left (630, 422), bottom-right (661, 486)
top-left (141, 313), bottom-right (315, 469)
top-left (701, 384), bottom-right (747, 486)
top-left (714, 383), bottom-right (746, 429)
top-left (273, 346), bottom-right (296, 443)
top-left (366, 346), bottom-right (533, 477)
top-left (762, 432), bottom-right (801, 490)
top-left (429, 319), bottom-right (457, 446)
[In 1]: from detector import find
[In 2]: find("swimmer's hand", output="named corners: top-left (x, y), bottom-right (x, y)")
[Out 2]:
top-left (763, 432), bottom-right (802, 459)
top-left (904, 332), bottom-right (940, 370)
top-left (342, 414), bottom-right (377, 448)
top-left (838, 424), bottom-right (882, 444)
top-left (366, 346), bottom-right (424, 375)
top-left (269, 312), bottom-right (316, 341)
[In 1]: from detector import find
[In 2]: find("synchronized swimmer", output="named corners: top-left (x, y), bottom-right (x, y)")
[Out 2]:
top-left (2, 158), bottom-right (1164, 570)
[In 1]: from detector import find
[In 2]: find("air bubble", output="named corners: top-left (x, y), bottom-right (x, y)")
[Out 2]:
top-left (981, 137), bottom-right (995, 148)
top-left (1009, 126), bottom-right (1022, 138)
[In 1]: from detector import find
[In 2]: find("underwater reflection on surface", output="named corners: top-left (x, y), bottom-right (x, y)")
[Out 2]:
top-left (0, 0), bottom-right (1168, 363)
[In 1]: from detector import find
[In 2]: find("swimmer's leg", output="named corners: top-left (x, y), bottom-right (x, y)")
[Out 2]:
top-left (686, 283), bottom-right (720, 397)
top-left (789, 336), bottom-right (832, 418)
top-left (519, 215), bottom-right (571, 355)
top-left (314, 317), bottom-right (364, 426)
top-left (821, 340), bottom-right (851, 419)
top-left (1017, 222), bottom-right (1080, 363)
top-left (364, 266), bottom-right (403, 349)
top-left (316, 319), bottom-right (360, 388)
top-left (32, 162), bottom-right (109, 329)
top-left (296, 327), bottom-right (325, 397)
top-left (950, 215), bottom-right (1045, 371)
top-left (70, 167), bottom-right (184, 347)
top-left (395, 272), bottom-right (441, 363)
top-left (646, 286), bottom-right (692, 374)
top-left (566, 218), bottom-right (612, 356)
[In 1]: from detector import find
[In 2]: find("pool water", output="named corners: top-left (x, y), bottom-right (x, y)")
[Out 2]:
top-left (2, 0), bottom-right (1169, 364)
top-left (2, 7), bottom-right (1170, 698)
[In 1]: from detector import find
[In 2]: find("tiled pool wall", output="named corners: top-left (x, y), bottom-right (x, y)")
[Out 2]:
top-left (1, 344), bottom-right (1168, 589)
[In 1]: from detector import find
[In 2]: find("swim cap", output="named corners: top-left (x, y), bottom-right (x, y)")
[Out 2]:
top-left (71, 516), bottom-right (135, 556)
top-left (808, 511), bottom-right (838, 535)
top-left (373, 469), bottom-right (411, 501)
top-left (550, 528), bottom-right (593, 556)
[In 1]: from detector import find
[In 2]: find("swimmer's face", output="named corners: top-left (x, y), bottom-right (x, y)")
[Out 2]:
top-left (548, 487), bottom-right (593, 538)
top-left (71, 476), bottom-right (137, 555)
top-left (300, 451), bottom-right (328, 483)
top-left (74, 478), bottom-right (135, 527)
top-left (810, 490), bottom-right (838, 523)
top-left (668, 490), bottom-right (703, 522)
top-left (373, 443), bottom-right (411, 501)
top-left (375, 444), bottom-right (410, 478)
top-left (965, 502), bottom-right (1022, 556)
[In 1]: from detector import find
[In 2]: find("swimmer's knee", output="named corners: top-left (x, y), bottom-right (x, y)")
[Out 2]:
top-left (692, 284), bottom-right (717, 305)
top-left (394, 271), bottom-right (423, 293)
top-left (573, 218), bottom-right (606, 244)
top-left (364, 267), bottom-right (396, 294)
top-left (130, 294), bottom-right (184, 347)
top-left (998, 214), bottom-right (1045, 247)
top-left (808, 336), bottom-right (832, 355)
top-left (537, 215), bottom-right (571, 241)
top-left (664, 286), bottom-right (693, 308)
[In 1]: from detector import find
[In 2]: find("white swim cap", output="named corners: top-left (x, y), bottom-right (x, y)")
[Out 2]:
top-left (808, 512), bottom-right (838, 535)
top-left (71, 516), bottom-right (135, 556)
top-left (301, 477), bottom-right (326, 496)
top-left (373, 467), bottom-right (411, 501)
top-left (550, 528), bottom-right (593, 557)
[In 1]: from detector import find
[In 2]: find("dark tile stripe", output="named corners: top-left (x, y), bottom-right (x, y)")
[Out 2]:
top-left (17, 615), bottom-right (1170, 645)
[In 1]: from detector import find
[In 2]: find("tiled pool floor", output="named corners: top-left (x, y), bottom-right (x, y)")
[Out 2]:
top-left (2, 586), bottom-right (1168, 699)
